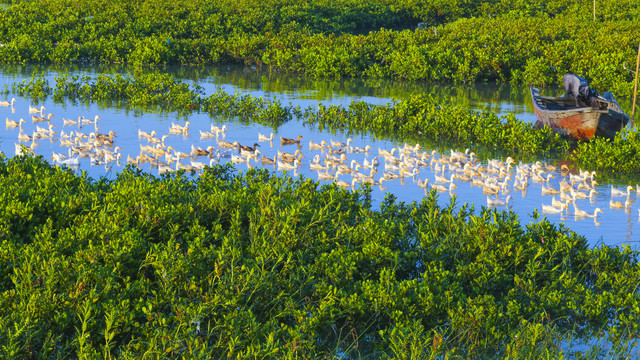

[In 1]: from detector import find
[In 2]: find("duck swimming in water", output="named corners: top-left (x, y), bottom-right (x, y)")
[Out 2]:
top-left (258, 132), bottom-right (274, 142)
top-left (0, 98), bottom-right (16, 107)
top-left (281, 135), bottom-right (303, 145)
top-left (238, 142), bottom-right (260, 153)
top-left (573, 205), bottom-right (603, 218)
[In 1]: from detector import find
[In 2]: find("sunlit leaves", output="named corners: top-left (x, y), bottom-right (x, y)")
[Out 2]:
top-left (0, 0), bottom-right (638, 96)
top-left (0, 154), bottom-right (639, 357)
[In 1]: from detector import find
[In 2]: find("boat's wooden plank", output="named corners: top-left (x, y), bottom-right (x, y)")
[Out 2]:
top-left (529, 86), bottom-right (630, 141)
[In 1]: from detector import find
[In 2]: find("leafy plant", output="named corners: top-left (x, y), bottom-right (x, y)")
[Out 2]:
top-left (0, 154), bottom-right (638, 358)
top-left (0, 0), bottom-right (637, 95)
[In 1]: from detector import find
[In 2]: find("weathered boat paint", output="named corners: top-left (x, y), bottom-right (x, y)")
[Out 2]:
top-left (531, 87), bottom-right (629, 141)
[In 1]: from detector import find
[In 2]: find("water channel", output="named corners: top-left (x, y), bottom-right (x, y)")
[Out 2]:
top-left (1, 64), bottom-right (638, 249)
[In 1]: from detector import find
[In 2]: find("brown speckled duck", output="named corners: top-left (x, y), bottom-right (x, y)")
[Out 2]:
top-left (261, 155), bottom-right (276, 165)
top-left (280, 135), bottom-right (303, 145)
top-left (96, 130), bottom-right (117, 143)
top-left (238, 142), bottom-right (260, 153)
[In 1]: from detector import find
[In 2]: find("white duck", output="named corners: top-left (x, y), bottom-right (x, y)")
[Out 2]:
top-left (611, 185), bottom-right (634, 197)
top-left (487, 195), bottom-right (512, 207)
top-left (542, 202), bottom-right (568, 214)
top-left (573, 205), bottom-right (603, 218)
top-left (29, 105), bottom-right (45, 114)
top-left (258, 132), bottom-right (274, 142)
top-left (0, 98), bottom-right (16, 107)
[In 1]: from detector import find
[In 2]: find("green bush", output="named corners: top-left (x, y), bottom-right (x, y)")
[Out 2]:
top-left (0, 154), bottom-right (638, 358)
top-left (0, 0), bottom-right (637, 95)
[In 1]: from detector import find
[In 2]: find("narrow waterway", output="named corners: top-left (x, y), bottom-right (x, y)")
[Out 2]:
top-left (1, 65), bottom-right (638, 249)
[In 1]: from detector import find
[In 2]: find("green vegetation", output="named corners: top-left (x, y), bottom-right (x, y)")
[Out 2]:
top-left (7, 73), bottom-right (640, 176)
top-left (1, 1), bottom-right (640, 356)
top-left (0, 0), bottom-right (638, 95)
top-left (0, 63), bottom-right (539, 109)
top-left (1, 153), bottom-right (639, 358)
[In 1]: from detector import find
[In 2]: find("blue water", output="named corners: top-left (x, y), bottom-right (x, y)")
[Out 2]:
top-left (1, 65), bottom-right (638, 249)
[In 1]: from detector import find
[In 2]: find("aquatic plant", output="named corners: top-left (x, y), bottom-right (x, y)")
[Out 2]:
top-left (12, 73), bottom-right (640, 177)
top-left (301, 95), bottom-right (571, 157)
top-left (571, 128), bottom-right (640, 175)
top-left (0, 0), bottom-right (637, 95)
top-left (0, 153), bottom-right (639, 358)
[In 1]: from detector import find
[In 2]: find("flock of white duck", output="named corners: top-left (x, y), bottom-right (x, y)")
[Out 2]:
top-left (3, 97), bottom-right (640, 225)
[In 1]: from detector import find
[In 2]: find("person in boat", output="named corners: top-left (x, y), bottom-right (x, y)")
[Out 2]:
top-left (563, 74), bottom-right (600, 107)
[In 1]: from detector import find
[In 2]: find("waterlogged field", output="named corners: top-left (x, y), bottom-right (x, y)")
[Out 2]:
top-left (1, 67), bottom-right (639, 248)
top-left (1, 0), bottom-right (640, 356)
top-left (1, 152), bottom-right (639, 358)
top-left (0, 0), bottom-right (638, 96)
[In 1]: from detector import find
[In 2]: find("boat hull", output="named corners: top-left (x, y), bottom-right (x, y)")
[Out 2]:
top-left (530, 87), bottom-right (629, 141)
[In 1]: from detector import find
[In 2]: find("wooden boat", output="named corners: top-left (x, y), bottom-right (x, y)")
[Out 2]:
top-left (530, 87), bottom-right (630, 141)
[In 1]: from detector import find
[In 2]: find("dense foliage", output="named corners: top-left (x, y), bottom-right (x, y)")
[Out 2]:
top-left (1, 1), bottom-right (640, 355)
top-left (1, 154), bottom-right (639, 358)
top-left (0, 0), bottom-right (638, 95)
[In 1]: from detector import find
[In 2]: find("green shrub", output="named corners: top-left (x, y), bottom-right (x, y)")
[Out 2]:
top-left (0, 154), bottom-right (638, 358)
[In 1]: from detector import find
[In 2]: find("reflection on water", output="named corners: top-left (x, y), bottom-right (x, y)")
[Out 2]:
top-left (1, 64), bottom-right (634, 116)
top-left (0, 64), bottom-right (545, 120)
top-left (0, 65), bottom-right (639, 249)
